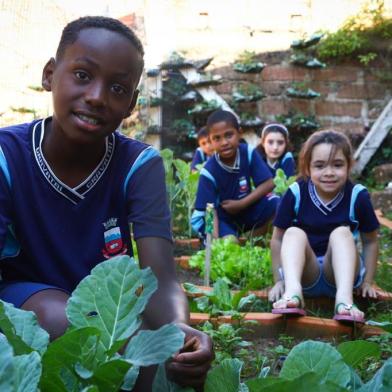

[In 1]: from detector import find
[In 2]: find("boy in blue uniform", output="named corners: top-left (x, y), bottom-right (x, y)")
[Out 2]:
top-left (269, 130), bottom-right (379, 322)
top-left (190, 126), bottom-right (213, 171)
top-left (0, 16), bottom-right (212, 390)
top-left (192, 110), bottom-right (278, 238)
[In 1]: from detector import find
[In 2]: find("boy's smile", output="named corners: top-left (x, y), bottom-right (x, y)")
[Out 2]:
top-left (208, 121), bottom-right (240, 165)
top-left (42, 28), bottom-right (142, 145)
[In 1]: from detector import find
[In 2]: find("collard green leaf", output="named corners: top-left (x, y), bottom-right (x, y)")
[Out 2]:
top-left (40, 327), bottom-right (101, 392)
top-left (0, 300), bottom-right (49, 355)
top-left (204, 358), bottom-right (243, 392)
top-left (152, 363), bottom-right (194, 392)
top-left (67, 256), bottom-right (157, 353)
top-left (359, 358), bottom-right (392, 391)
top-left (337, 340), bottom-right (381, 368)
top-left (124, 323), bottom-right (184, 367)
top-left (13, 352), bottom-right (42, 392)
top-left (280, 341), bottom-right (351, 388)
top-left (121, 366), bottom-right (140, 391)
top-left (0, 334), bottom-right (15, 391)
top-left (91, 359), bottom-right (132, 392)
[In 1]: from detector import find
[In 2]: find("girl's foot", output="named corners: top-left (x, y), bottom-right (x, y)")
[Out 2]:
top-left (333, 303), bottom-right (365, 323)
top-left (272, 295), bottom-right (306, 316)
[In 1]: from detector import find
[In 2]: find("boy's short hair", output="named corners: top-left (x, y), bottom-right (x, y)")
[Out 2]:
top-left (197, 127), bottom-right (208, 141)
top-left (206, 110), bottom-right (239, 132)
top-left (56, 16), bottom-right (144, 73)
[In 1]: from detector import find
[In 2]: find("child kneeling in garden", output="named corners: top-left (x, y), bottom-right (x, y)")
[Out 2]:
top-left (269, 130), bottom-right (379, 322)
top-left (0, 16), bottom-right (213, 391)
top-left (192, 110), bottom-right (278, 239)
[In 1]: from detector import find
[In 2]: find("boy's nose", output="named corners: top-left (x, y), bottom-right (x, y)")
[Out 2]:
top-left (85, 82), bottom-right (106, 107)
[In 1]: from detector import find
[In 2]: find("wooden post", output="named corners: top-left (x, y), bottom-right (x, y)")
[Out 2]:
top-left (204, 203), bottom-right (214, 287)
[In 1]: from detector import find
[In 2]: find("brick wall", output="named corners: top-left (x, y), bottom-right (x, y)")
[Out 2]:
top-left (214, 51), bottom-right (392, 148)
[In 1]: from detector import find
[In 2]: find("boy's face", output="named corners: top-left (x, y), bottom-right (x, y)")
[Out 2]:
top-left (208, 121), bottom-right (240, 164)
top-left (42, 28), bottom-right (142, 144)
top-left (198, 136), bottom-right (213, 156)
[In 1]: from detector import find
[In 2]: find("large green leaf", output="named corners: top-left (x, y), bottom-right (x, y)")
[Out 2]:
top-left (66, 255), bottom-right (157, 353)
top-left (204, 358), bottom-right (243, 392)
top-left (366, 320), bottom-right (392, 333)
top-left (124, 323), bottom-right (185, 367)
top-left (359, 358), bottom-right (392, 391)
top-left (246, 372), bottom-right (347, 391)
top-left (152, 363), bottom-right (194, 392)
top-left (40, 327), bottom-right (101, 392)
top-left (91, 359), bottom-right (132, 392)
top-left (337, 340), bottom-right (381, 368)
top-left (13, 352), bottom-right (42, 392)
top-left (0, 334), bottom-right (15, 391)
top-left (0, 300), bottom-right (49, 355)
top-left (280, 341), bottom-right (351, 388)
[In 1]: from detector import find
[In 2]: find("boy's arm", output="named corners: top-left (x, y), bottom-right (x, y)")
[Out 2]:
top-left (359, 229), bottom-right (379, 298)
top-left (137, 237), bottom-right (213, 388)
top-left (268, 226), bottom-right (285, 302)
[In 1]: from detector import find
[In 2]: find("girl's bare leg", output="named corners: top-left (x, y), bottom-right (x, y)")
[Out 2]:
top-left (322, 226), bottom-right (363, 319)
top-left (273, 227), bottom-right (319, 309)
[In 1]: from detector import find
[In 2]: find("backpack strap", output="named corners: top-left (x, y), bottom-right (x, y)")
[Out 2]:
top-left (247, 145), bottom-right (254, 165)
top-left (349, 184), bottom-right (366, 239)
top-left (289, 182), bottom-right (301, 220)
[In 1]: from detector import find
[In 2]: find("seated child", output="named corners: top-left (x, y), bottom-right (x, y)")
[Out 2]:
top-left (192, 110), bottom-right (278, 239)
top-left (257, 123), bottom-right (295, 178)
top-left (269, 130), bottom-right (379, 322)
top-left (0, 16), bottom-right (213, 390)
top-left (190, 126), bottom-right (213, 171)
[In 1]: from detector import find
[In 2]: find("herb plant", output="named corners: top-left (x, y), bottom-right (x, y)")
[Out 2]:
top-left (273, 169), bottom-right (297, 196)
top-left (0, 256), bottom-right (185, 391)
top-left (188, 238), bottom-right (273, 290)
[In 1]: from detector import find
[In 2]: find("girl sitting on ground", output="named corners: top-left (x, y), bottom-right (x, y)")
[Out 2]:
top-left (257, 123), bottom-right (295, 178)
top-left (268, 130), bottom-right (379, 322)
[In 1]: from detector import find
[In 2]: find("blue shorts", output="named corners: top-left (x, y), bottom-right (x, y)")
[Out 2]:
top-left (0, 281), bottom-right (69, 308)
top-left (218, 193), bottom-right (279, 237)
top-left (279, 255), bottom-right (366, 298)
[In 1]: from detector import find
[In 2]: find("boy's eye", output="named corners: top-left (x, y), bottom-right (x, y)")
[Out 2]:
top-left (111, 84), bottom-right (127, 95)
top-left (75, 71), bottom-right (90, 81)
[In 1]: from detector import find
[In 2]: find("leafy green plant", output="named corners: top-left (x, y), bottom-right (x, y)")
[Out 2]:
top-left (286, 84), bottom-right (320, 99)
top-left (0, 256), bottom-right (185, 391)
top-left (273, 169), bottom-right (297, 196)
top-left (187, 99), bottom-right (221, 116)
top-left (276, 111), bottom-right (320, 132)
top-left (188, 238), bottom-right (273, 290)
top-left (233, 51), bottom-right (266, 73)
top-left (232, 84), bottom-right (265, 103)
top-left (171, 119), bottom-right (196, 141)
top-left (184, 279), bottom-right (267, 317)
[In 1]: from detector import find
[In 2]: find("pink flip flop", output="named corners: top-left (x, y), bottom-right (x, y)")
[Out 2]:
top-left (333, 303), bottom-right (365, 323)
top-left (272, 295), bottom-right (306, 316)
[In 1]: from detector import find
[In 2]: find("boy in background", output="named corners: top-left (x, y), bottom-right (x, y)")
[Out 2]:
top-left (192, 110), bottom-right (278, 239)
top-left (190, 126), bottom-right (213, 171)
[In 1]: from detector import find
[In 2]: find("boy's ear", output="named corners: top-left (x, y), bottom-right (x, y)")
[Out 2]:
top-left (42, 58), bottom-right (56, 92)
top-left (125, 88), bottom-right (139, 118)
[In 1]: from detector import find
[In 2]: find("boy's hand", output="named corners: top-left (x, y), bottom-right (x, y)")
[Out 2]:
top-left (166, 323), bottom-right (214, 390)
top-left (221, 199), bottom-right (244, 215)
top-left (268, 280), bottom-right (285, 302)
top-left (358, 281), bottom-right (378, 298)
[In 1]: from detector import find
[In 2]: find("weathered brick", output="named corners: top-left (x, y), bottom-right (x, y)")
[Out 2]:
top-left (262, 65), bottom-right (309, 82)
top-left (286, 98), bottom-right (312, 115)
top-left (373, 164), bottom-right (392, 184)
top-left (310, 81), bottom-right (335, 96)
top-left (262, 81), bottom-right (286, 96)
top-left (312, 66), bottom-right (359, 82)
top-left (337, 83), bottom-right (386, 100)
top-left (368, 100), bottom-right (385, 119)
top-left (260, 98), bottom-right (285, 116)
top-left (315, 101), bottom-right (362, 117)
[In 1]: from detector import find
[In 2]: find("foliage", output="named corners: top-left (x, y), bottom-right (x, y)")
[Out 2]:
top-left (273, 169), bottom-right (297, 196)
top-left (184, 279), bottom-right (269, 317)
top-left (199, 340), bottom-right (392, 391)
top-left (0, 255), bottom-right (185, 391)
top-left (171, 119), bottom-right (196, 141)
top-left (290, 32), bottom-right (324, 50)
top-left (285, 84), bottom-right (320, 100)
top-left (232, 84), bottom-right (265, 103)
top-left (275, 111), bottom-right (320, 132)
top-left (233, 51), bottom-right (266, 73)
top-left (316, 0), bottom-right (392, 62)
top-left (187, 99), bottom-right (221, 116)
top-left (188, 238), bottom-right (273, 289)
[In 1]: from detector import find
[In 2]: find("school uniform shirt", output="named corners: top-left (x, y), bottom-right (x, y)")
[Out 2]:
top-left (190, 147), bottom-right (207, 170)
top-left (192, 143), bottom-right (273, 233)
top-left (259, 150), bottom-right (296, 178)
top-left (273, 179), bottom-right (379, 256)
top-left (0, 118), bottom-right (171, 292)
